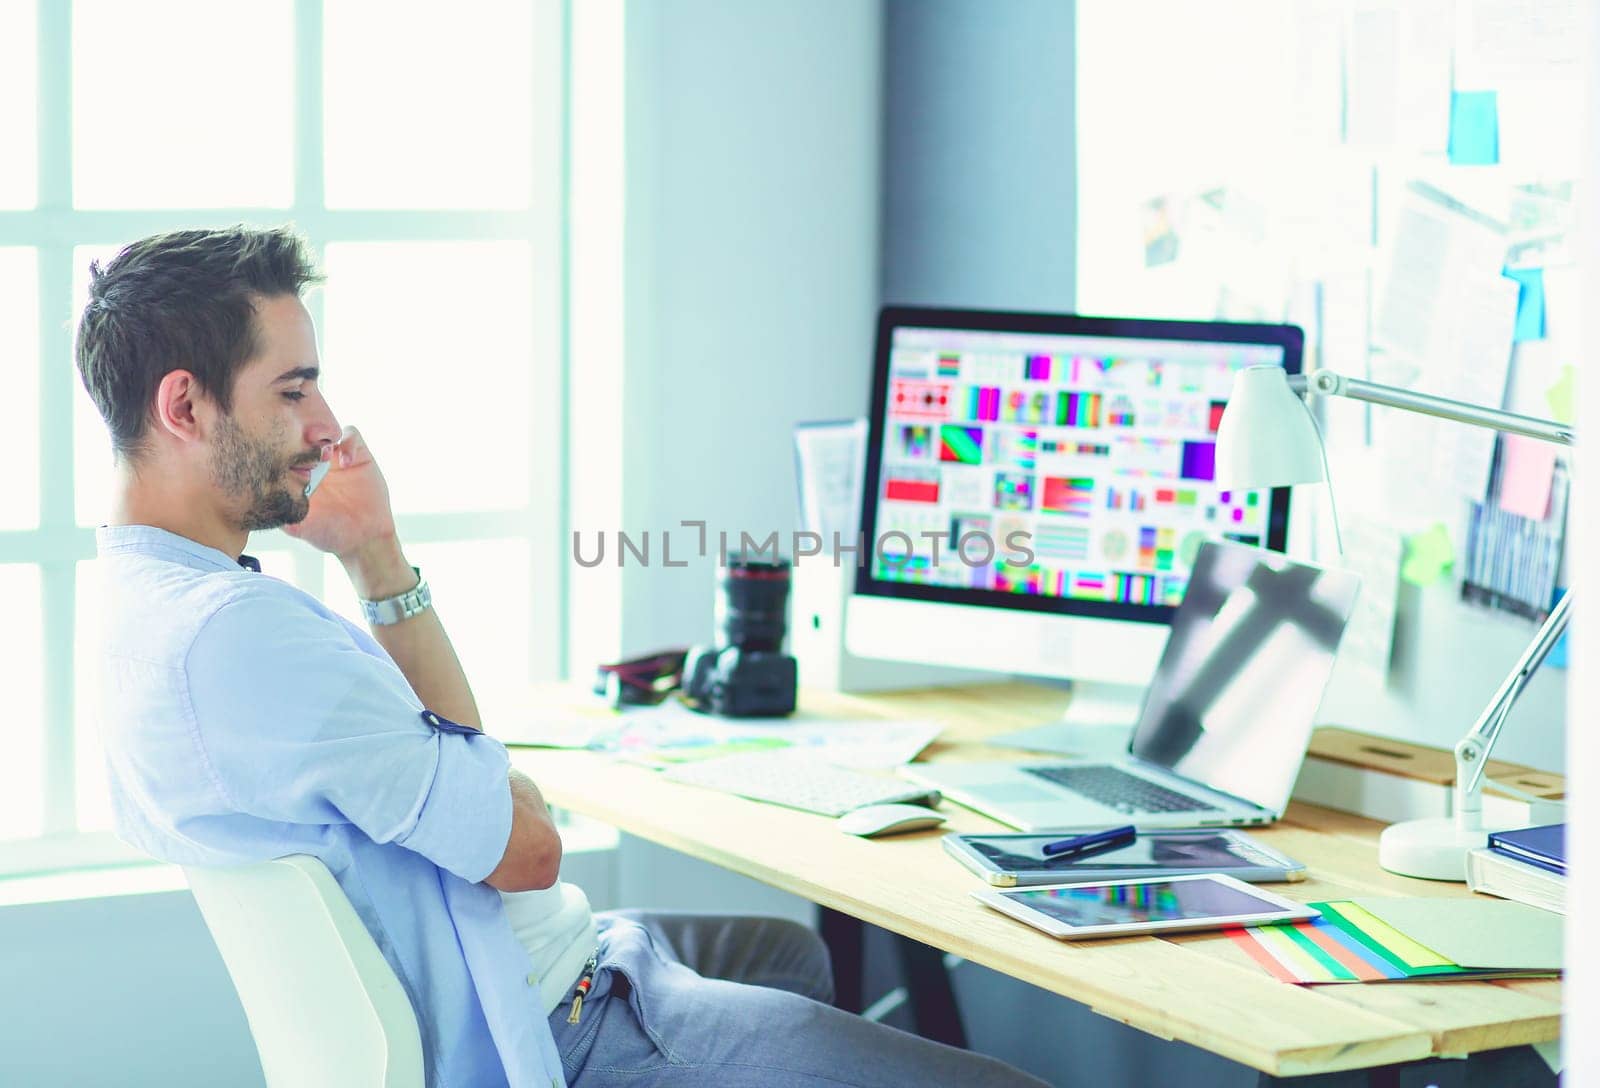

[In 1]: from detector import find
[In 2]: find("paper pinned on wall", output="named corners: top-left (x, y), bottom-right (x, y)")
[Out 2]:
top-left (1456, 0), bottom-right (1585, 85)
top-left (1393, 0), bottom-right (1455, 154)
top-left (1318, 280), bottom-right (1370, 363)
top-left (1374, 186), bottom-right (1517, 502)
top-left (1496, 78), bottom-right (1585, 175)
top-left (1504, 338), bottom-right (1559, 428)
top-left (1337, 517), bottom-right (1403, 675)
top-left (1541, 266), bottom-right (1580, 361)
top-left (1345, 0), bottom-right (1454, 154)
top-left (1374, 187), bottom-right (1508, 365)
top-left (1290, 0), bottom-right (1346, 144)
top-left (1497, 435), bottom-right (1557, 520)
top-left (1345, 3), bottom-right (1399, 150)
top-left (1401, 523), bottom-right (1454, 587)
top-left (1506, 183), bottom-right (1578, 268)
top-left (1433, 275), bottom-right (1518, 501)
top-left (794, 419), bottom-right (868, 541)
top-left (1179, 187), bottom-right (1292, 322)
top-left (1281, 158), bottom-right (1378, 267)
top-left (1141, 194), bottom-right (1183, 267)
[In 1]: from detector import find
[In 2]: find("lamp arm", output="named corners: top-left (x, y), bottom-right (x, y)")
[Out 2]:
top-left (1282, 369), bottom-right (1574, 833)
top-left (1289, 370), bottom-right (1575, 446)
top-left (1454, 589), bottom-right (1573, 824)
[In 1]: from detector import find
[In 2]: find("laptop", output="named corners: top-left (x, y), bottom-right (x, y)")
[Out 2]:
top-left (903, 541), bottom-right (1361, 832)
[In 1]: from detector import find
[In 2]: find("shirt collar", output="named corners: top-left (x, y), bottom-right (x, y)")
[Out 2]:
top-left (95, 524), bottom-right (259, 574)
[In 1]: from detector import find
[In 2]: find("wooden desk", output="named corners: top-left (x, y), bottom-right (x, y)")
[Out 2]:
top-left (510, 682), bottom-right (1561, 1082)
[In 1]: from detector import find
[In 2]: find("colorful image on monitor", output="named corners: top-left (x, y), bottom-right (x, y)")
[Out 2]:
top-left (872, 325), bottom-right (1280, 608)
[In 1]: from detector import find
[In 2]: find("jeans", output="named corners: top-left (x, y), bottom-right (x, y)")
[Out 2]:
top-left (547, 911), bottom-right (1053, 1088)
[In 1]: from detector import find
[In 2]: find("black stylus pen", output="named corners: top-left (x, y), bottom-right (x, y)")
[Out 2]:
top-left (1040, 824), bottom-right (1138, 860)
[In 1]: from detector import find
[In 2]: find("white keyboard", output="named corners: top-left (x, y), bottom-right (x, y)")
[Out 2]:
top-left (661, 751), bottom-right (941, 817)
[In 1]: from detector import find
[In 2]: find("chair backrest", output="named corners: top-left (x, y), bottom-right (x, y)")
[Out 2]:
top-left (184, 855), bottom-right (425, 1088)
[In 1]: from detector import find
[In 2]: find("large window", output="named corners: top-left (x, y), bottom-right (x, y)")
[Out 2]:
top-left (0, 0), bottom-right (565, 874)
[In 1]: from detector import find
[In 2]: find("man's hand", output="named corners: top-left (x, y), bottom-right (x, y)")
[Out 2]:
top-left (285, 426), bottom-right (412, 598)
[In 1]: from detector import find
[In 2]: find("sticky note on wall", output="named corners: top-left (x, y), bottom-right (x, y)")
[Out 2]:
top-left (1497, 435), bottom-right (1556, 520)
top-left (1448, 91), bottom-right (1499, 165)
top-left (1502, 267), bottom-right (1547, 342)
top-left (1400, 523), bottom-right (1453, 587)
top-left (1547, 588), bottom-right (1570, 669)
top-left (1546, 366), bottom-right (1576, 424)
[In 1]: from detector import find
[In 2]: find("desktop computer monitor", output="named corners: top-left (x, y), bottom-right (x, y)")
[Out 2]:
top-left (845, 307), bottom-right (1301, 729)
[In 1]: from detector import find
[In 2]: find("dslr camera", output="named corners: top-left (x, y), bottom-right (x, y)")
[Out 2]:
top-left (682, 554), bottom-right (798, 717)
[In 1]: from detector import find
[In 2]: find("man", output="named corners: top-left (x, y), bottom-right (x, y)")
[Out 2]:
top-left (80, 226), bottom-right (1050, 1088)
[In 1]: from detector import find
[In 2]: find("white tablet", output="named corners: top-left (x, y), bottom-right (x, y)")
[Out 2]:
top-left (972, 873), bottom-right (1319, 939)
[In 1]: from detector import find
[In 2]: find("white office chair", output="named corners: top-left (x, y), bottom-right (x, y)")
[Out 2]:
top-left (184, 854), bottom-right (425, 1088)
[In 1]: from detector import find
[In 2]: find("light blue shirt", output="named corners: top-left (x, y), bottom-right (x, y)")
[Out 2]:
top-left (93, 525), bottom-right (566, 1088)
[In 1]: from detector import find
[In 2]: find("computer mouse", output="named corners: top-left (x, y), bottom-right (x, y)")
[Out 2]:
top-left (836, 803), bottom-right (948, 838)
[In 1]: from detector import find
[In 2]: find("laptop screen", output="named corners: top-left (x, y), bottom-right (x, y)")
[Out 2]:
top-left (1129, 542), bottom-right (1361, 814)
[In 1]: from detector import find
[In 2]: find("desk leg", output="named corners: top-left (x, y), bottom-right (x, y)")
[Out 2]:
top-left (820, 907), bottom-right (865, 1014)
top-left (818, 908), bottom-right (969, 1049)
top-left (895, 936), bottom-right (969, 1050)
top-left (1255, 1044), bottom-right (1557, 1088)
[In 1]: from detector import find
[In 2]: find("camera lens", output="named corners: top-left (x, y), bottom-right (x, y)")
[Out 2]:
top-left (718, 554), bottom-right (790, 652)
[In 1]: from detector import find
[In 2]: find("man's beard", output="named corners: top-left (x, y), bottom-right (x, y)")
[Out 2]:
top-left (211, 415), bottom-right (313, 532)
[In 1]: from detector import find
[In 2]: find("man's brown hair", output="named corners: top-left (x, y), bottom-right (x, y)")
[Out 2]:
top-left (76, 226), bottom-right (323, 462)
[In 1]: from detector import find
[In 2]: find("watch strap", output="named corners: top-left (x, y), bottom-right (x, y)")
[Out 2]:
top-left (360, 566), bottom-right (432, 626)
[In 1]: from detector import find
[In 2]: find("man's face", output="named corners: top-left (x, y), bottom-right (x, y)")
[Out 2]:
top-left (206, 294), bottom-right (339, 532)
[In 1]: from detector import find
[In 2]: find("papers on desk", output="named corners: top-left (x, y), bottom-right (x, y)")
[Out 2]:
top-left (497, 705), bottom-right (628, 749)
top-left (1230, 897), bottom-right (1562, 984)
top-left (500, 697), bottom-right (941, 771)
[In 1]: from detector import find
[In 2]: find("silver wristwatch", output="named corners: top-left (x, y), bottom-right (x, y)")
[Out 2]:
top-left (360, 566), bottom-right (432, 626)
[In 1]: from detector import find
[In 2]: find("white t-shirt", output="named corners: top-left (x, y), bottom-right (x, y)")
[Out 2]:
top-left (503, 882), bottom-right (600, 1014)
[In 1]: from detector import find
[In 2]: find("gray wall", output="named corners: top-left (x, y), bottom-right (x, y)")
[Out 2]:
top-left (0, 847), bottom-right (619, 1086)
top-left (0, 890), bottom-right (261, 1087)
top-left (613, 0), bottom-right (885, 656)
top-left (881, 0), bottom-right (1077, 311)
top-left (872, 3), bottom-right (1275, 1083)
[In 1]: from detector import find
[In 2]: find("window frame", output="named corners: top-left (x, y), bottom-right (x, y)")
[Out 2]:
top-left (0, 0), bottom-right (568, 877)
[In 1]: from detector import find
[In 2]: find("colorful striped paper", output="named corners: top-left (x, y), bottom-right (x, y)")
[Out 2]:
top-left (1228, 900), bottom-right (1544, 985)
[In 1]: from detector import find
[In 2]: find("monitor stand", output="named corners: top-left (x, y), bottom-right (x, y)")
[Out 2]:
top-left (988, 681), bottom-right (1143, 757)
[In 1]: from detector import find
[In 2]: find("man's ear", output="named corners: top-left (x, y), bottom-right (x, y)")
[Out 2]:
top-left (152, 370), bottom-right (208, 444)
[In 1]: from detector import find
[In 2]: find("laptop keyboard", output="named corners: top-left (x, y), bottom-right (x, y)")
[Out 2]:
top-left (1023, 765), bottom-right (1222, 815)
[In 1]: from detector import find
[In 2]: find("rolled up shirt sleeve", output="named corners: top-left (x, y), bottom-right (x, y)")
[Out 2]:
top-left (184, 591), bottom-right (513, 883)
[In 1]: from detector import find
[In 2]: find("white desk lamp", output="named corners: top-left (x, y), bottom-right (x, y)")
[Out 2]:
top-left (1214, 365), bottom-right (1573, 881)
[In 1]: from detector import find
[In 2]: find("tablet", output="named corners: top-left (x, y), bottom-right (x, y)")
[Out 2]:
top-left (972, 873), bottom-right (1319, 939)
top-left (943, 829), bottom-right (1307, 886)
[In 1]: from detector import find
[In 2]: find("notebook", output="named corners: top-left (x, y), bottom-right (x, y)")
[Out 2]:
top-left (1488, 824), bottom-right (1566, 876)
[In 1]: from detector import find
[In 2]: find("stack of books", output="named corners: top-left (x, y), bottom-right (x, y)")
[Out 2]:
top-left (1467, 824), bottom-right (1566, 915)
